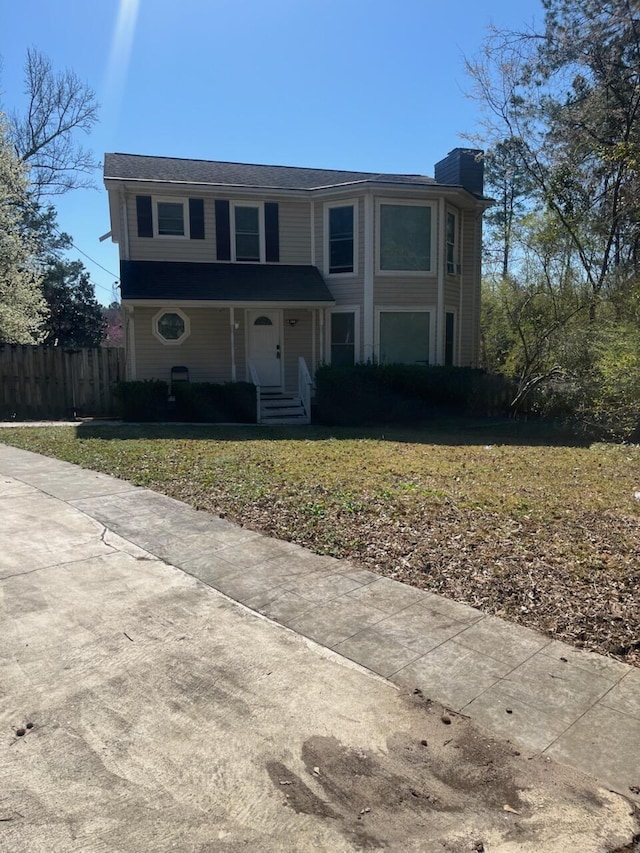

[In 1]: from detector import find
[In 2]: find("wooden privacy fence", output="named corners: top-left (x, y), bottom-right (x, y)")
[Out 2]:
top-left (0, 345), bottom-right (125, 420)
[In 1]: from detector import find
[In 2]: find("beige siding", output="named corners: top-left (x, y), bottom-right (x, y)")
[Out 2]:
top-left (372, 194), bottom-right (439, 308)
top-left (444, 282), bottom-right (459, 305)
top-left (108, 191), bottom-right (122, 246)
top-left (126, 192), bottom-right (311, 266)
top-left (314, 199), bottom-right (322, 273)
top-left (458, 211), bottom-right (482, 367)
top-left (127, 193), bottom-right (216, 263)
top-left (472, 215), bottom-right (483, 366)
top-left (318, 196), bottom-right (365, 307)
top-left (277, 200), bottom-right (311, 264)
top-left (282, 309), bottom-right (314, 391)
top-left (234, 322), bottom-right (247, 383)
top-left (121, 182), bottom-right (485, 374)
top-left (374, 276), bottom-right (438, 305)
top-left (133, 307), bottom-right (232, 384)
top-left (316, 197), bottom-right (365, 363)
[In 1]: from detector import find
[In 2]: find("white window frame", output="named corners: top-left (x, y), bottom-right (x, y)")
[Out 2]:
top-left (326, 306), bottom-right (361, 366)
top-left (444, 307), bottom-right (458, 366)
top-left (374, 306), bottom-right (435, 365)
top-left (152, 308), bottom-right (191, 345)
top-left (376, 199), bottom-right (436, 277)
top-left (446, 208), bottom-right (460, 276)
top-left (231, 201), bottom-right (265, 263)
top-left (324, 200), bottom-right (358, 277)
top-left (153, 197), bottom-right (190, 239)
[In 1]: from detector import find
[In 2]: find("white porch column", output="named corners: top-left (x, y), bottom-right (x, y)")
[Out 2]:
top-left (363, 193), bottom-right (374, 361)
top-left (230, 307), bottom-right (236, 381)
top-left (310, 201), bottom-right (316, 267)
top-left (312, 308), bottom-right (317, 371)
top-left (319, 309), bottom-right (325, 364)
top-left (458, 210), bottom-right (465, 366)
top-left (436, 197), bottom-right (445, 365)
top-left (120, 189), bottom-right (130, 260)
top-left (126, 305), bottom-right (136, 380)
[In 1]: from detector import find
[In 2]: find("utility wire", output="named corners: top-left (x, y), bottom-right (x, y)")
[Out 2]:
top-left (65, 238), bottom-right (119, 291)
top-left (23, 195), bottom-right (120, 298)
top-left (49, 223), bottom-right (120, 297)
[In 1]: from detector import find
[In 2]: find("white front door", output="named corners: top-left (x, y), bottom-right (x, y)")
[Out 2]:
top-left (247, 310), bottom-right (282, 387)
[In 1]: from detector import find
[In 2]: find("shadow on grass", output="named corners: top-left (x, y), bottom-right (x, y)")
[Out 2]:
top-left (73, 417), bottom-right (593, 448)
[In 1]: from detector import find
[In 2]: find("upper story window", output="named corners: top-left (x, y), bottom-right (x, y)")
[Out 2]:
top-left (215, 200), bottom-right (278, 263)
top-left (156, 200), bottom-right (187, 237)
top-left (136, 195), bottom-right (204, 240)
top-left (326, 203), bottom-right (356, 275)
top-left (378, 201), bottom-right (433, 274)
top-left (232, 203), bottom-right (264, 262)
top-left (446, 210), bottom-right (458, 275)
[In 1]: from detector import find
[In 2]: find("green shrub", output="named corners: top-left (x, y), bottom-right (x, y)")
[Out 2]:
top-left (116, 380), bottom-right (257, 423)
top-left (172, 382), bottom-right (257, 423)
top-left (314, 364), bottom-right (518, 425)
top-left (115, 380), bottom-right (169, 421)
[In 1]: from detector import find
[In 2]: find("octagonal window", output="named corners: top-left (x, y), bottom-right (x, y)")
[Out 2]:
top-left (153, 309), bottom-right (190, 345)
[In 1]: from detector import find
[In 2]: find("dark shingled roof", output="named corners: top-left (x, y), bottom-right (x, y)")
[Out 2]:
top-left (120, 261), bottom-right (335, 303)
top-left (105, 153), bottom-right (436, 190)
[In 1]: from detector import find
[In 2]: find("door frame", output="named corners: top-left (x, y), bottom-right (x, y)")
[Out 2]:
top-left (245, 308), bottom-right (284, 389)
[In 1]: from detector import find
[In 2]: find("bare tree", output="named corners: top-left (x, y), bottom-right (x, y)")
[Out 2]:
top-left (7, 48), bottom-right (99, 197)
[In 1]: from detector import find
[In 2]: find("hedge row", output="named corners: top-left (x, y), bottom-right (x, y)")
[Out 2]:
top-left (116, 381), bottom-right (257, 423)
top-left (313, 364), bottom-right (520, 425)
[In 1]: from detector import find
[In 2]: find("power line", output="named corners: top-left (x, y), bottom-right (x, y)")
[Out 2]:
top-left (23, 196), bottom-right (120, 298)
top-left (64, 237), bottom-right (120, 294)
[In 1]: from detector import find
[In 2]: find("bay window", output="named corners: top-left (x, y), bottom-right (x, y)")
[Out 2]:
top-left (378, 310), bottom-right (431, 365)
top-left (378, 202), bottom-right (433, 273)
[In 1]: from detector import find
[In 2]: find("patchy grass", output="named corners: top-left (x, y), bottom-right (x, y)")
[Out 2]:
top-left (1, 420), bottom-right (639, 665)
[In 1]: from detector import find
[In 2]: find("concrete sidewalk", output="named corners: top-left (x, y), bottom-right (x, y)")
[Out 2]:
top-left (1, 442), bottom-right (638, 804)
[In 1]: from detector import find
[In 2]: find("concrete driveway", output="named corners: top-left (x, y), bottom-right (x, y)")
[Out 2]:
top-left (0, 446), bottom-right (638, 852)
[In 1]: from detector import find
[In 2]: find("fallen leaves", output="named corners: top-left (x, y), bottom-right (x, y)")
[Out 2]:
top-left (2, 422), bottom-right (638, 666)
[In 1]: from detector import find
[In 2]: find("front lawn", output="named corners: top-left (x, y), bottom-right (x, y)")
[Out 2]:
top-left (2, 421), bottom-right (638, 665)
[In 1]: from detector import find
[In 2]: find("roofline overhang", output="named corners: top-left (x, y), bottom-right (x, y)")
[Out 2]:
top-left (122, 299), bottom-right (336, 308)
top-left (104, 177), bottom-right (490, 208)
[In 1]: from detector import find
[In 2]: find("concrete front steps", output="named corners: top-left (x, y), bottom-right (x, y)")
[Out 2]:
top-left (259, 392), bottom-right (309, 425)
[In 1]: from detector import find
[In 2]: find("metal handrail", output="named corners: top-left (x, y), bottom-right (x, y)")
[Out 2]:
top-left (247, 359), bottom-right (261, 424)
top-left (298, 357), bottom-right (312, 422)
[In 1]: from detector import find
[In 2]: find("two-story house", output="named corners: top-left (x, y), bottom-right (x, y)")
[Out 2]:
top-left (103, 148), bottom-right (490, 422)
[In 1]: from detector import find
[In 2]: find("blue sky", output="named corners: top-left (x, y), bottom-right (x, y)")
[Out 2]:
top-left (1, 0), bottom-right (543, 304)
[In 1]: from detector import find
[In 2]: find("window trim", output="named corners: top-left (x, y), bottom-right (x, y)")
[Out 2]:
top-left (152, 308), bottom-right (191, 346)
top-left (153, 197), bottom-right (190, 240)
top-left (326, 306), bottom-right (360, 366)
top-left (444, 307), bottom-right (457, 366)
top-left (374, 306), bottom-right (435, 365)
top-left (446, 208), bottom-right (460, 276)
top-left (231, 200), bottom-right (265, 263)
top-left (376, 199), bottom-right (436, 277)
top-left (324, 200), bottom-right (358, 277)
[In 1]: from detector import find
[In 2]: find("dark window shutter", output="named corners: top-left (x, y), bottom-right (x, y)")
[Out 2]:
top-left (136, 195), bottom-right (153, 238)
top-left (189, 198), bottom-right (205, 239)
top-left (215, 200), bottom-right (231, 260)
top-left (265, 202), bottom-right (279, 262)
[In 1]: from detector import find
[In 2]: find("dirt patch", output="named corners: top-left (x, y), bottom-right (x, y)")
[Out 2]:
top-left (265, 760), bottom-right (337, 819)
top-left (265, 694), bottom-right (639, 852)
top-left (609, 832), bottom-right (640, 853)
